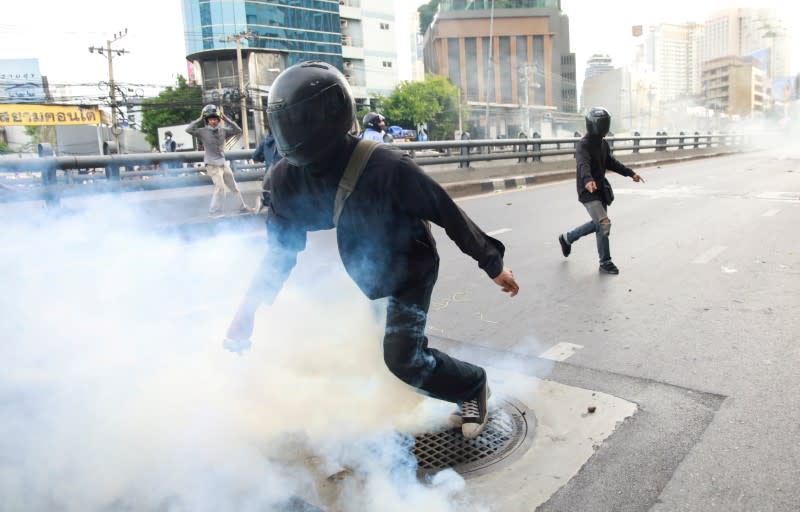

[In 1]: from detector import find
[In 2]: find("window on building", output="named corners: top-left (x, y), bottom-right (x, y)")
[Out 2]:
top-left (499, 36), bottom-right (512, 103)
top-left (382, 60), bottom-right (393, 68)
top-left (380, 22), bottom-right (390, 30)
top-left (465, 38), bottom-right (478, 100)
top-left (447, 38), bottom-right (460, 90)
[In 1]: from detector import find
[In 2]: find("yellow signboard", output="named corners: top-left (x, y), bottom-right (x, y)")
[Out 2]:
top-left (0, 104), bottom-right (101, 126)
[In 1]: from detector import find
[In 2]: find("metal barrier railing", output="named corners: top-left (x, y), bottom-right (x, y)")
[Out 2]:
top-left (0, 132), bottom-right (742, 206)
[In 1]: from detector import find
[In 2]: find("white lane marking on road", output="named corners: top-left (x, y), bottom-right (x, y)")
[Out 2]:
top-left (487, 228), bottom-right (512, 236)
top-left (762, 208), bottom-right (780, 217)
top-left (721, 266), bottom-right (738, 273)
top-left (539, 342), bottom-right (583, 362)
top-left (693, 245), bottom-right (728, 264)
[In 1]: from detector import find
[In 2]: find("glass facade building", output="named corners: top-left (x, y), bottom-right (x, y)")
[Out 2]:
top-left (183, 0), bottom-right (343, 77)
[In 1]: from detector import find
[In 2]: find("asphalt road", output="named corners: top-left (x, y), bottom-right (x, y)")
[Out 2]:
top-left (2, 143), bottom-right (797, 510)
top-left (425, 145), bottom-right (800, 511)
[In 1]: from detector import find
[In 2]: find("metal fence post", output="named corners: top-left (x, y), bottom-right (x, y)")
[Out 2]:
top-left (37, 143), bottom-right (59, 208)
top-left (459, 131), bottom-right (471, 168)
top-left (633, 131), bottom-right (640, 154)
top-left (679, 131), bottom-right (685, 150)
top-left (516, 130), bottom-right (528, 163)
top-left (532, 132), bottom-right (541, 162)
top-left (694, 131), bottom-right (700, 149)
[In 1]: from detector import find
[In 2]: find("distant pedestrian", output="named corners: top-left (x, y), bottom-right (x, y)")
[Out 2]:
top-left (186, 104), bottom-right (252, 217)
top-left (163, 131), bottom-right (177, 152)
top-left (361, 112), bottom-right (387, 143)
top-left (558, 107), bottom-right (644, 274)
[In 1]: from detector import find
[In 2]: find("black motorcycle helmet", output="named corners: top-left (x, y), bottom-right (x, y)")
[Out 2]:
top-left (585, 107), bottom-right (611, 137)
top-left (267, 61), bottom-right (355, 167)
top-left (362, 112), bottom-right (386, 131)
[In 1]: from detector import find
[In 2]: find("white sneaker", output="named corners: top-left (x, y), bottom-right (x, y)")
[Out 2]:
top-left (460, 384), bottom-right (491, 439)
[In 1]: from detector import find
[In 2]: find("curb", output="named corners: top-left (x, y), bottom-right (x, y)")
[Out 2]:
top-left (440, 151), bottom-right (739, 198)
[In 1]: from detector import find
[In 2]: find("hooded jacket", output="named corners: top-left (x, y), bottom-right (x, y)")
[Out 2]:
top-left (575, 135), bottom-right (635, 204)
top-left (249, 135), bottom-right (505, 302)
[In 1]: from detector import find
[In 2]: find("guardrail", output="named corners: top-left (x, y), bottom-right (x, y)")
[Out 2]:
top-left (0, 132), bottom-right (742, 206)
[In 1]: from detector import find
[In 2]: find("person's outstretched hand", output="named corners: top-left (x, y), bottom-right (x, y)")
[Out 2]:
top-left (224, 300), bottom-right (258, 353)
top-left (493, 268), bottom-right (519, 297)
top-left (632, 173), bottom-right (645, 183)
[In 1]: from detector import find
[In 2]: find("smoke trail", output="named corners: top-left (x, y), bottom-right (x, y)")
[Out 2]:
top-left (0, 198), bottom-right (482, 511)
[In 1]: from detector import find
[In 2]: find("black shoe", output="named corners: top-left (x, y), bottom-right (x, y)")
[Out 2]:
top-left (558, 234), bottom-right (571, 257)
top-left (599, 262), bottom-right (619, 274)
top-left (461, 383), bottom-right (490, 439)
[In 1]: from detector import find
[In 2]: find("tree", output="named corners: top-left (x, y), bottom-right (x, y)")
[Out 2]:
top-left (419, 0), bottom-right (441, 34)
top-left (381, 74), bottom-right (464, 141)
top-left (23, 125), bottom-right (56, 152)
top-left (140, 75), bottom-right (203, 149)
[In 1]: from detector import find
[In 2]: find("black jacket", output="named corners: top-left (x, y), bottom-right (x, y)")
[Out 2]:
top-left (575, 136), bottom-right (634, 204)
top-left (250, 135), bottom-right (505, 301)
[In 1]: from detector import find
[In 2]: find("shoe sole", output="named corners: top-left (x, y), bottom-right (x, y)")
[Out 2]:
top-left (558, 235), bottom-right (571, 257)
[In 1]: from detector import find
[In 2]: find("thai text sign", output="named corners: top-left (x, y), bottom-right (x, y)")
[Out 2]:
top-left (0, 104), bottom-right (101, 126)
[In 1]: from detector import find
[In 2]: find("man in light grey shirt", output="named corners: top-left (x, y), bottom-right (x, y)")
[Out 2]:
top-left (186, 104), bottom-right (251, 217)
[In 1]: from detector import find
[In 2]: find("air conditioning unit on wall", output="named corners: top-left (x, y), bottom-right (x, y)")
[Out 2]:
top-left (344, 60), bottom-right (353, 70)
top-left (340, 19), bottom-right (348, 29)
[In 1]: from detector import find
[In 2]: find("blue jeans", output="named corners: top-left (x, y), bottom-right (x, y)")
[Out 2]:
top-left (565, 200), bottom-right (611, 264)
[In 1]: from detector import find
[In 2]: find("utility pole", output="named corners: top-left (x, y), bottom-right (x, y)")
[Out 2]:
top-left (223, 31), bottom-right (255, 149)
top-left (89, 29), bottom-right (128, 154)
top-left (484, 0), bottom-right (495, 139)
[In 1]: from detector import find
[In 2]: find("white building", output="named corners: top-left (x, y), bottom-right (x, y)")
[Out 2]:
top-left (340, 0), bottom-right (402, 100)
top-left (645, 23), bottom-right (704, 101)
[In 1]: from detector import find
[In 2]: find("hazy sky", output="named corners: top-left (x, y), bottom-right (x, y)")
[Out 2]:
top-left (0, 1), bottom-right (796, 94)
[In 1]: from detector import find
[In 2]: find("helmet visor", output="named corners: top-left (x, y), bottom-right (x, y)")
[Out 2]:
top-left (268, 83), bottom-right (350, 160)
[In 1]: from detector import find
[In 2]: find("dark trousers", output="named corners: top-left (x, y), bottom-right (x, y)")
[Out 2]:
top-left (383, 263), bottom-right (486, 404)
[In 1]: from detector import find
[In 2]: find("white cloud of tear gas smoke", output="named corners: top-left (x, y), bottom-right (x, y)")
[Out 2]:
top-left (0, 199), bottom-right (486, 511)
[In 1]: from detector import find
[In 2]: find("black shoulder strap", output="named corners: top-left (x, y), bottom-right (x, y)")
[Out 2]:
top-left (333, 139), bottom-right (380, 226)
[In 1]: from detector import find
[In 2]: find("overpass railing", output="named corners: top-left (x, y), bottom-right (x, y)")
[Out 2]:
top-left (0, 132), bottom-right (742, 206)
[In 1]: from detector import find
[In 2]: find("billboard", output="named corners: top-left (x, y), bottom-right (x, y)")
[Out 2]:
top-left (772, 77), bottom-right (795, 102)
top-left (0, 58), bottom-right (45, 102)
top-left (747, 48), bottom-right (771, 76)
top-left (0, 104), bottom-right (102, 126)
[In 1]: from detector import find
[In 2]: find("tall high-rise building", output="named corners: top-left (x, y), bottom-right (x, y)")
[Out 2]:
top-left (703, 8), bottom-right (792, 79)
top-left (181, 0), bottom-right (401, 145)
top-left (422, 0), bottom-right (578, 137)
top-left (644, 23), bottom-right (704, 101)
top-left (584, 54), bottom-right (613, 81)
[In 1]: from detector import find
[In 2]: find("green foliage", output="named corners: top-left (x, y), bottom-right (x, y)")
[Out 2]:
top-left (381, 74), bottom-right (464, 141)
top-left (23, 125), bottom-right (56, 152)
top-left (0, 141), bottom-right (12, 154)
top-left (419, 0), bottom-right (441, 34)
top-left (140, 75), bottom-right (203, 149)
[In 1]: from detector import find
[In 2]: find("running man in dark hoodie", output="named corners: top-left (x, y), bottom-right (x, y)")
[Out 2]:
top-left (558, 107), bottom-right (644, 274)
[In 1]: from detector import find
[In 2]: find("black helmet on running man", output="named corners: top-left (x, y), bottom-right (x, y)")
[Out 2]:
top-left (585, 107), bottom-right (611, 137)
top-left (267, 61), bottom-right (355, 167)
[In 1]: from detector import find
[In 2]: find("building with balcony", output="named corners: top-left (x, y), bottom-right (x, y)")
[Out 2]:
top-left (702, 56), bottom-right (770, 117)
top-left (422, 0), bottom-right (578, 138)
top-left (181, 0), bottom-right (401, 147)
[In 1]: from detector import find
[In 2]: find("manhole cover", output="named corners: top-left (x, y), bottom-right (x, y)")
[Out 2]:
top-left (414, 398), bottom-right (535, 478)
